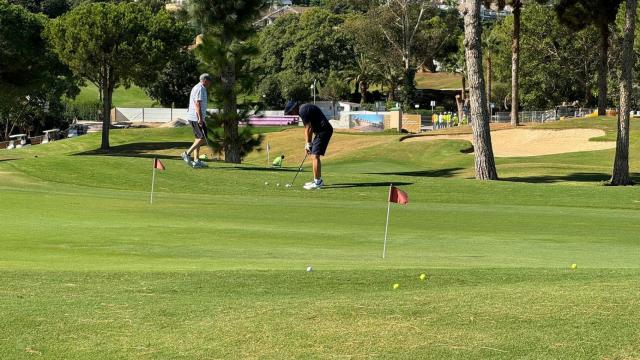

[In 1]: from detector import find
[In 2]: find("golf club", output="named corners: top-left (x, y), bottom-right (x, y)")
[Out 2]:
top-left (288, 152), bottom-right (308, 187)
top-left (199, 122), bottom-right (214, 159)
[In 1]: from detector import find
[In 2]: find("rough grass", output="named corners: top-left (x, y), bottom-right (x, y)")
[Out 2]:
top-left (1, 117), bottom-right (640, 359)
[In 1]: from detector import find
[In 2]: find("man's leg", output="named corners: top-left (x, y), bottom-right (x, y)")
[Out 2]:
top-left (186, 138), bottom-right (204, 156)
top-left (312, 155), bottom-right (321, 180)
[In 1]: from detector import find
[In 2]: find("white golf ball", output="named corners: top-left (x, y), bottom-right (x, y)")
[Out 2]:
top-left (264, 182), bottom-right (269, 185)
top-left (276, 183), bottom-right (280, 187)
top-left (285, 184), bottom-right (291, 188)
top-left (306, 266), bottom-right (313, 272)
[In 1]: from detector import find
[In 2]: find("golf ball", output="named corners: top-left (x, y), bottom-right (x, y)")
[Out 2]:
top-left (306, 266), bottom-right (313, 272)
top-left (570, 263), bottom-right (577, 270)
top-left (393, 283), bottom-right (400, 289)
top-left (419, 273), bottom-right (427, 281)
top-left (285, 184), bottom-right (291, 188)
top-left (264, 182), bottom-right (269, 185)
top-left (276, 183), bottom-right (280, 187)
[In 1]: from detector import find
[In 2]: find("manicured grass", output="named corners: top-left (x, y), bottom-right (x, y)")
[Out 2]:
top-left (1, 118), bottom-right (640, 358)
top-left (68, 83), bottom-right (157, 108)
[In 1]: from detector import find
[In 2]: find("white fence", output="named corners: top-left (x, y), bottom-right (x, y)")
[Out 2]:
top-left (112, 108), bottom-right (286, 123)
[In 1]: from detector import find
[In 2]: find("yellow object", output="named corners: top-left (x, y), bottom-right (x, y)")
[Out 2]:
top-left (419, 273), bottom-right (427, 281)
top-left (571, 264), bottom-right (577, 270)
top-left (393, 283), bottom-right (400, 289)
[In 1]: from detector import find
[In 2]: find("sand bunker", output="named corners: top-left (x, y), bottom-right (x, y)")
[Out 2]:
top-left (403, 128), bottom-right (615, 157)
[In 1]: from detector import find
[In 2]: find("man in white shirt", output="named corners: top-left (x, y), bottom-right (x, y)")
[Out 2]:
top-left (181, 73), bottom-right (213, 168)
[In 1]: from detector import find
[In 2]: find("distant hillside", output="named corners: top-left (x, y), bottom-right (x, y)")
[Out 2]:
top-left (416, 72), bottom-right (463, 90)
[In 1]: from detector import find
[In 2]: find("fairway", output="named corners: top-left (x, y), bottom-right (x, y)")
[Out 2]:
top-left (2, 119), bottom-right (640, 359)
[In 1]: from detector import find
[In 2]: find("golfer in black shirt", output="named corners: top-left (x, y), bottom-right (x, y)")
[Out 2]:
top-left (284, 101), bottom-right (333, 190)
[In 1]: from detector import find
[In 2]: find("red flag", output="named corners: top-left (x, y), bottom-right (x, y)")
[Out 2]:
top-left (153, 158), bottom-right (165, 171)
top-left (388, 186), bottom-right (408, 205)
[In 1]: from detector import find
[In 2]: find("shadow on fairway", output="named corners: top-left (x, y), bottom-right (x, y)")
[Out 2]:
top-left (502, 172), bottom-right (640, 184)
top-left (323, 181), bottom-right (412, 189)
top-left (75, 142), bottom-right (193, 160)
top-left (221, 166), bottom-right (301, 172)
top-left (369, 167), bottom-right (465, 178)
top-left (0, 158), bottom-right (19, 163)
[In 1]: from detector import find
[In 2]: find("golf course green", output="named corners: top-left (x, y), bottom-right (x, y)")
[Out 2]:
top-left (1, 118), bottom-right (639, 359)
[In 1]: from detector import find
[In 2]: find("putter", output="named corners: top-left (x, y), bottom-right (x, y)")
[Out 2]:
top-left (289, 152), bottom-right (309, 187)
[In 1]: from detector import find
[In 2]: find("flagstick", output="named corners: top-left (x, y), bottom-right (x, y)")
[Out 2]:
top-left (150, 167), bottom-right (156, 204)
top-left (383, 183), bottom-right (392, 259)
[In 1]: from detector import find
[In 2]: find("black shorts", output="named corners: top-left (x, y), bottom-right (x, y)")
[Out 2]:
top-left (190, 121), bottom-right (208, 139)
top-left (311, 129), bottom-right (332, 156)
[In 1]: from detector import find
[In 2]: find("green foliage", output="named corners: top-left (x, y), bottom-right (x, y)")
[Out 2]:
top-left (8, 0), bottom-right (69, 17)
top-left (555, 0), bottom-right (623, 32)
top-left (0, 0), bottom-right (79, 139)
top-left (256, 75), bottom-right (285, 109)
top-left (318, 71), bottom-right (350, 101)
top-left (488, 3), bottom-right (600, 109)
top-left (45, 2), bottom-right (190, 148)
top-left (278, 70), bottom-right (312, 102)
top-left (143, 50), bottom-right (200, 108)
top-left (255, 8), bottom-right (356, 104)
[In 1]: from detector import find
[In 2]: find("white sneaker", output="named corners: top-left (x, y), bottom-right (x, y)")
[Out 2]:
top-left (181, 151), bottom-right (191, 164)
top-left (303, 180), bottom-right (323, 190)
top-left (304, 180), bottom-right (315, 187)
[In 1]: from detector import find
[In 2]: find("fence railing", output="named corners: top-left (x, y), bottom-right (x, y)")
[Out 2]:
top-left (492, 108), bottom-right (596, 124)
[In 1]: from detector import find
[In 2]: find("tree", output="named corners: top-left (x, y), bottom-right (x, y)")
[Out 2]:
top-left (46, 3), bottom-right (190, 149)
top-left (373, 1), bottom-right (460, 108)
top-left (488, 3), bottom-right (600, 110)
top-left (8, 0), bottom-right (69, 18)
top-left (1, 0), bottom-right (78, 140)
top-left (318, 71), bottom-right (350, 119)
top-left (610, 0), bottom-right (636, 185)
top-left (463, 0), bottom-right (498, 180)
top-left (556, 0), bottom-right (624, 116)
top-left (190, 0), bottom-right (268, 163)
top-left (144, 50), bottom-right (200, 108)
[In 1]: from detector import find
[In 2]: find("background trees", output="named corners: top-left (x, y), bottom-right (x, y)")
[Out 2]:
top-left (489, 3), bottom-right (600, 110)
top-left (555, 0), bottom-right (624, 116)
top-left (46, 2), bottom-right (190, 150)
top-left (0, 0), bottom-right (78, 141)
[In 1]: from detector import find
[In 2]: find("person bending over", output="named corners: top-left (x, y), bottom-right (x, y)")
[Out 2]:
top-left (284, 101), bottom-right (333, 190)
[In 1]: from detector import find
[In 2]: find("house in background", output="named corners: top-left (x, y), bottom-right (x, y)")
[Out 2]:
top-left (254, 1), bottom-right (312, 27)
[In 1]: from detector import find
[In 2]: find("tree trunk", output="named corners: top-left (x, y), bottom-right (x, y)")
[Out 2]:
top-left (222, 62), bottom-right (241, 164)
top-left (359, 80), bottom-right (368, 104)
top-left (510, 0), bottom-right (521, 126)
top-left (610, 0), bottom-right (636, 186)
top-left (487, 52), bottom-right (492, 120)
top-left (461, 75), bottom-right (466, 102)
top-left (463, 0), bottom-right (498, 180)
top-left (101, 66), bottom-right (113, 150)
top-left (597, 23), bottom-right (610, 116)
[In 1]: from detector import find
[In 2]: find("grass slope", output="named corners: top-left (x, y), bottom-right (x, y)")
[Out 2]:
top-left (1, 118), bottom-right (640, 359)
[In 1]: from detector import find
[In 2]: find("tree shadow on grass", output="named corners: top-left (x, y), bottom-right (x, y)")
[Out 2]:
top-left (75, 142), bottom-right (193, 160)
top-left (501, 172), bottom-right (640, 184)
top-left (221, 166), bottom-right (301, 173)
top-left (369, 167), bottom-right (465, 178)
top-left (324, 181), bottom-right (413, 189)
top-left (0, 158), bottom-right (19, 163)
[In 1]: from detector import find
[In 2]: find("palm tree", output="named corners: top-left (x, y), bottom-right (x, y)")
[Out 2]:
top-left (555, 0), bottom-right (623, 116)
top-left (345, 54), bottom-right (381, 105)
top-left (610, 0), bottom-right (636, 185)
top-left (464, 0), bottom-right (498, 180)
